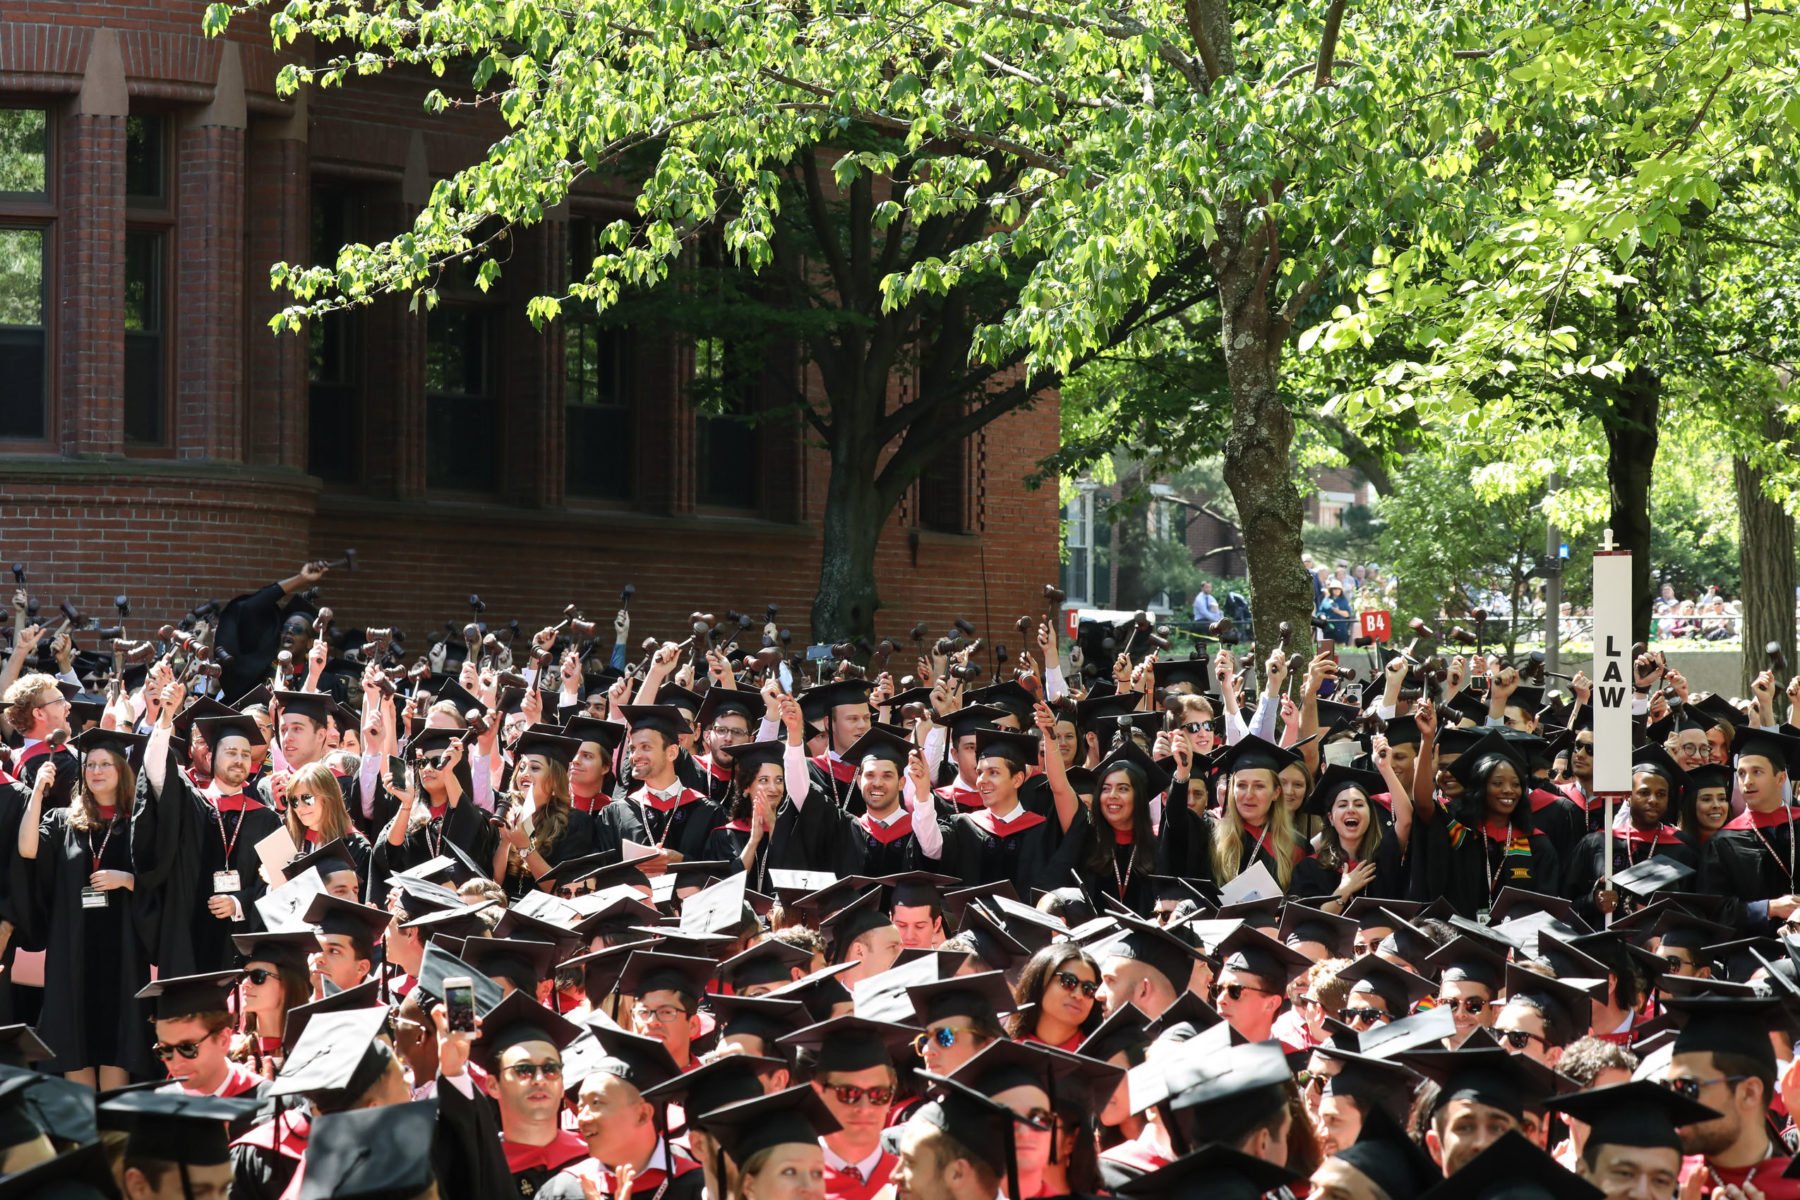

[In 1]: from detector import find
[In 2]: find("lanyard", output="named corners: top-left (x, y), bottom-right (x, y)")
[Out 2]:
top-left (1481, 829), bottom-right (1513, 898)
top-left (1750, 820), bottom-right (1796, 891)
top-left (213, 798), bottom-right (249, 864)
top-left (86, 811), bottom-right (119, 873)
top-left (1113, 841), bottom-right (1137, 900)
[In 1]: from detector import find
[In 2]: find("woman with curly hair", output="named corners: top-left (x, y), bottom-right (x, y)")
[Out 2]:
top-left (1006, 943), bottom-right (1102, 1051)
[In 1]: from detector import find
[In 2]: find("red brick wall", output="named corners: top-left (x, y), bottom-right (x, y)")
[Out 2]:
top-left (0, 4), bottom-right (1061, 657)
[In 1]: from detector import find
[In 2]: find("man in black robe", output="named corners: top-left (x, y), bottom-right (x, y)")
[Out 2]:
top-left (939, 728), bottom-right (1059, 894)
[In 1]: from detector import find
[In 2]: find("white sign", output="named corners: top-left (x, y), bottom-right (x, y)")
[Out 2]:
top-left (1591, 543), bottom-right (1634, 793)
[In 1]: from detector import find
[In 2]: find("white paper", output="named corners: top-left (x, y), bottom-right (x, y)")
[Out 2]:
top-left (255, 867), bottom-right (325, 930)
top-left (254, 827), bottom-right (301, 887)
top-left (1217, 861), bottom-right (1281, 907)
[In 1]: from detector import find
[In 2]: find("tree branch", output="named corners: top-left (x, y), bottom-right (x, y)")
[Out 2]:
top-left (1183, 0), bottom-right (1222, 92)
top-left (1315, 0), bottom-right (1348, 89)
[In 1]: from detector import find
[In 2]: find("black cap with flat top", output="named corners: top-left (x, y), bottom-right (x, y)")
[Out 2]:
top-left (471, 991), bottom-right (582, 1072)
top-left (1114, 1143), bottom-right (1302, 1200)
top-left (688, 1084), bottom-right (842, 1167)
top-left (297, 1100), bottom-right (438, 1200)
top-left (134, 970), bottom-right (243, 1022)
top-left (1417, 1129), bottom-right (1603, 1200)
top-left (97, 1090), bottom-right (261, 1167)
top-left (270, 1006), bottom-right (393, 1103)
top-left (1546, 1080), bottom-right (1718, 1154)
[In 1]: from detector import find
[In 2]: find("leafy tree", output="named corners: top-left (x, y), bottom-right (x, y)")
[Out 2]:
top-left (209, 0), bottom-right (1799, 654)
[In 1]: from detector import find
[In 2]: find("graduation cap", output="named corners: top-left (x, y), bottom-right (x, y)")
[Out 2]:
top-left (617, 950), bottom-right (715, 1002)
top-left (1445, 730), bottom-right (1528, 791)
top-left (908, 1069), bottom-right (1045, 1200)
top-left (1422, 935), bottom-right (1507, 992)
top-left (98, 1090), bottom-right (261, 1167)
top-left (721, 939), bottom-right (812, 992)
top-left (797, 680), bottom-right (875, 726)
top-left (1278, 904), bottom-right (1357, 959)
top-left (1626, 903), bottom-right (1734, 956)
top-left (1611, 857), bottom-right (1696, 901)
top-left (1316, 1051), bottom-right (1424, 1126)
top-left (1094, 737), bottom-right (1173, 798)
top-left (1665, 996), bottom-right (1789, 1067)
top-left (471, 991), bottom-right (582, 1072)
top-left (1114, 1143), bottom-right (1302, 1200)
top-left (296, 1100), bottom-right (438, 1200)
top-left (690, 1084), bottom-right (842, 1168)
top-left (768, 962), bottom-right (858, 1023)
top-left (1216, 922), bottom-right (1312, 990)
top-left (840, 727), bottom-right (914, 770)
top-left (401, 901), bottom-right (495, 944)
top-left (1733, 726), bottom-right (1800, 774)
top-left (0, 1075), bottom-right (45, 1156)
top-left (1400, 1040), bottom-right (1569, 1122)
top-left (289, 839), bottom-right (363, 888)
top-left (1416, 1129), bottom-right (1602, 1200)
top-left (695, 687), bottom-right (759, 731)
top-left (135, 969), bottom-right (242, 1021)
top-left (941, 703), bottom-right (1014, 740)
top-left (1684, 762), bottom-right (1733, 795)
top-left (1488, 887), bottom-right (1587, 932)
top-left (654, 684), bottom-right (702, 718)
top-left (1209, 734), bottom-right (1300, 779)
top-left (1163, 1039), bottom-right (1293, 1132)
top-left (971, 726), bottom-right (1040, 770)
top-left (301, 894), bottom-right (391, 949)
top-left (1357, 1005), bottom-right (1458, 1059)
top-left (68, 726), bottom-right (148, 764)
top-left (232, 929), bottom-right (318, 972)
top-left (1303, 764), bottom-right (1385, 818)
top-left (618, 705), bottom-right (692, 742)
top-left (779, 1013), bottom-right (917, 1073)
top-left (820, 887), bottom-right (894, 961)
top-left (1546, 1079), bottom-right (1718, 1155)
top-left (1075, 1002), bottom-right (1151, 1065)
top-left (272, 690), bottom-right (335, 727)
top-left (1142, 990), bottom-right (1225, 1041)
top-left (191, 713), bottom-right (267, 754)
top-left (1325, 1107), bottom-right (1440, 1198)
top-left (1337, 953), bottom-right (1434, 1018)
top-left (1344, 896), bottom-right (1422, 929)
top-left (906, 971), bottom-right (1016, 1027)
top-left (641, 1048), bottom-right (783, 1121)
top-left (953, 902), bottom-right (1033, 974)
top-left (1373, 908), bottom-right (1442, 970)
top-left (704, 992), bottom-right (808, 1052)
top-left (282, 979), bottom-right (384, 1054)
top-left (0, 1141), bottom-right (118, 1200)
top-left (0, 1027), bottom-right (51, 1072)
top-left (270, 1006), bottom-right (393, 1102)
top-left (457, 936), bottom-right (566, 993)
top-left (172, 695), bottom-right (239, 740)
top-left (1503, 963), bottom-right (1600, 1047)
top-left (680, 872), bottom-right (755, 938)
top-left (1094, 913), bottom-right (1203, 994)
top-left (415, 943), bottom-right (505, 1015)
top-left (1382, 713), bottom-right (1425, 746)
top-left (568, 1023), bottom-right (684, 1095)
top-left (1149, 658), bottom-right (1216, 697)
top-left (560, 714), bottom-right (627, 758)
top-left (558, 939), bottom-right (657, 1013)
top-left (512, 727), bottom-right (582, 769)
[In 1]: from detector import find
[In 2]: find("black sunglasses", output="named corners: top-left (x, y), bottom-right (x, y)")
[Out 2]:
top-left (244, 968), bottom-right (277, 985)
top-left (1497, 1029), bottom-right (1541, 1050)
top-left (1341, 1007), bottom-right (1386, 1025)
top-left (153, 1040), bottom-right (205, 1061)
top-left (1052, 970), bottom-right (1100, 998)
top-left (1440, 996), bottom-right (1489, 1015)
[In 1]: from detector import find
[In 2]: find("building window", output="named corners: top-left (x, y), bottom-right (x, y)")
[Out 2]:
top-left (124, 116), bottom-right (171, 447)
top-left (1063, 487), bottom-right (1099, 607)
top-left (308, 183), bottom-right (369, 482)
top-left (425, 305), bottom-right (497, 490)
top-left (0, 108), bottom-right (50, 442)
top-left (918, 437), bottom-right (968, 533)
top-left (691, 336), bottom-right (760, 509)
top-left (122, 230), bottom-right (165, 445)
top-left (564, 218), bottom-right (634, 499)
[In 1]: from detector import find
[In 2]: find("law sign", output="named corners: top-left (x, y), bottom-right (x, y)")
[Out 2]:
top-left (1359, 610), bottom-right (1393, 643)
top-left (1590, 533), bottom-right (1634, 794)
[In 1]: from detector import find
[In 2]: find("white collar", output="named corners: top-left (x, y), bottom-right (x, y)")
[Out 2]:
top-left (822, 1140), bottom-right (885, 1179)
top-left (867, 805), bottom-right (908, 828)
top-left (987, 800), bottom-right (1023, 824)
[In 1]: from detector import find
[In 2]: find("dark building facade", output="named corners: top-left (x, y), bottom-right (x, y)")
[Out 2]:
top-left (0, 4), bottom-right (1059, 649)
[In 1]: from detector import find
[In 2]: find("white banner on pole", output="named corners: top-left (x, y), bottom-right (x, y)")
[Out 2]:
top-left (1591, 543), bottom-right (1634, 794)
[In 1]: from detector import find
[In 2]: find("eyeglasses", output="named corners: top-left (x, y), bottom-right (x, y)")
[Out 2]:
top-left (418, 755), bottom-right (450, 769)
top-left (1214, 983), bottom-right (1271, 1001)
top-left (823, 1083), bottom-right (897, 1107)
top-left (1341, 1007), bottom-right (1387, 1026)
top-left (632, 1004), bottom-right (692, 1025)
top-left (1661, 1074), bottom-right (1748, 1101)
top-left (153, 1040), bottom-right (205, 1061)
top-left (1661, 955), bottom-right (1692, 972)
top-left (289, 792), bottom-right (318, 807)
top-left (244, 968), bottom-right (277, 985)
top-left (711, 725), bottom-right (751, 740)
top-left (1350, 940), bottom-right (1378, 956)
top-left (1497, 1029), bottom-right (1543, 1050)
top-left (502, 1061), bottom-right (564, 1083)
top-left (1052, 971), bottom-right (1100, 998)
top-left (912, 1026), bottom-right (980, 1055)
top-left (1439, 996), bottom-right (1489, 1015)
top-left (1013, 1107), bottom-right (1053, 1129)
top-left (1295, 995), bottom-right (1322, 1011)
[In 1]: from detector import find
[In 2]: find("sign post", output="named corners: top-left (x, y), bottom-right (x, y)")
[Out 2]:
top-left (1590, 528), bottom-right (1634, 926)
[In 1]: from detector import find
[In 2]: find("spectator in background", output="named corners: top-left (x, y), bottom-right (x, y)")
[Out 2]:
top-left (1192, 582), bottom-right (1222, 625)
top-left (1335, 562), bottom-right (1356, 594)
top-left (1317, 581), bottom-right (1353, 642)
top-left (1302, 552), bottom-right (1324, 604)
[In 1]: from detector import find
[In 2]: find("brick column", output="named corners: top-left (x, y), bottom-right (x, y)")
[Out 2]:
top-left (57, 27), bottom-right (127, 459)
top-left (244, 91), bottom-right (309, 470)
top-left (503, 217), bottom-right (561, 510)
top-left (364, 130), bottom-right (430, 499)
top-left (177, 41), bottom-right (248, 461)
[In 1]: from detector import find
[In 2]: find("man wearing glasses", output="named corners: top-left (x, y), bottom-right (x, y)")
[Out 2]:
top-left (1423, 938), bottom-right (1504, 1047)
top-left (787, 1017), bottom-right (904, 1200)
top-left (137, 969), bottom-right (267, 1101)
top-left (1, 668), bottom-right (75, 805)
top-left (1334, 954), bottom-right (1433, 1036)
top-left (619, 953), bottom-right (713, 1073)
top-left (1662, 996), bottom-right (1800, 1199)
top-left (1211, 926), bottom-right (1309, 1046)
top-left (465, 992), bottom-right (587, 1198)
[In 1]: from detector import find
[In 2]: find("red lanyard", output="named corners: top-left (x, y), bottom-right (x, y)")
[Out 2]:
top-left (214, 798), bottom-right (250, 863)
top-left (1750, 821), bottom-right (1796, 890)
top-left (86, 810), bottom-right (119, 873)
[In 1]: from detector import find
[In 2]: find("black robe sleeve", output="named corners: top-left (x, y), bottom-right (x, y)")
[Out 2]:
top-left (434, 1074), bottom-right (515, 1200)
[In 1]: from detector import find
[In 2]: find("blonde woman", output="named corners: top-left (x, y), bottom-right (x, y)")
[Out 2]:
top-left (282, 761), bottom-right (372, 887)
top-left (1207, 736), bottom-right (1336, 898)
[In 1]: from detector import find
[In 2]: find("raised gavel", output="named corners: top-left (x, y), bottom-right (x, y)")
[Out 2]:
top-left (325, 549), bottom-right (357, 572)
top-left (10, 563), bottom-right (25, 586)
top-left (1445, 626), bottom-right (1477, 647)
top-left (494, 669), bottom-right (529, 690)
top-left (619, 583), bottom-right (636, 611)
top-left (1276, 621), bottom-right (1293, 652)
top-left (869, 638), bottom-right (896, 674)
top-left (314, 607), bottom-right (334, 638)
top-left (113, 639), bottom-right (155, 665)
top-left (1769, 641), bottom-right (1789, 674)
top-left (909, 622), bottom-right (929, 648)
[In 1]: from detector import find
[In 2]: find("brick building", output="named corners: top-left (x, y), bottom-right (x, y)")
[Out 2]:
top-left (0, 4), bottom-right (1060, 653)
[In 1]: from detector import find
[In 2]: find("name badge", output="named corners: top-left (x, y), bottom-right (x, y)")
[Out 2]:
top-left (213, 870), bottom-right (241, 894)
top-left (81, 888), bottom-right (109, 910)
top-left (1476, 907), bottom-right (1491, 925)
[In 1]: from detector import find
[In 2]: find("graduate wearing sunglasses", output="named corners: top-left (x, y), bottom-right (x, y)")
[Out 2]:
top-left (1006, 944), bottom-right (1102, 1052)
top-left (136, 969), bottom-right (270, 1100)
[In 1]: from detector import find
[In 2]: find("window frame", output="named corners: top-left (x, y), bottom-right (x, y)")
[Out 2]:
top-left (423, 299), bottom-right (502, 494)
top-left (122, 112), bottom-right (175, 454)
top-left (306, 177), bottom-right (373, 486)
top-left (562, 213), bottom-right (637, 504)
top-left (0, 105), bottom-right (55, 449)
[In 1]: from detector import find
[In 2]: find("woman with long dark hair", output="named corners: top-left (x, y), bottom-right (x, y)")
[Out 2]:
top-left (1675, 762), bottom-right (1733, 844)
top-left (1307, 740), bottom-right (1413, 911)
top-left (492, 730), bottom-right (596, 899)
top-left (1562, 745), bottom-right (1699, 924)
top-left (12, 729), bottom-right (155, 1088)
top-left (705, 741), bottom-right (792, 887)
top-left (371, 727), bottom-right (488, 878)
top-left (1006, 944), bottom-right (1102, 1051)
top-left (231, 929), bottom-right (315, 1075)
top-left (1413, 731), bottom-right (1561, 917)
top-left (1044, 732), bottom-right (1165, 917)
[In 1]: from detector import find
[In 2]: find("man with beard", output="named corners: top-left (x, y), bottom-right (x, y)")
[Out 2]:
top-left (144, 698), bottom-right (284, 974)
top-left (1662, 997), bottom-right (1800, 1198)
top-left (2, 667), bottom-right (76, 806)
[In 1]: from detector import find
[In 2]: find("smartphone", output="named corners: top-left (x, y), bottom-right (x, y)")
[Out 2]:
top-left (388, 754), bottom-right (411, 793)
top-left (444, 976), bottom-right (476, 1033)
top-left (1321, 639), bottom-right (1338, 663)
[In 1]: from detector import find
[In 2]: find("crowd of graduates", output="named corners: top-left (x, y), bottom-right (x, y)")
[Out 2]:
top-left (4, 558), bottom-right (1800, 1200)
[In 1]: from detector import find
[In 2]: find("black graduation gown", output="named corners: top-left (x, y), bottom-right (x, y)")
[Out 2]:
top-left (13, 743), bottom-right (76, 809)
top-left (940, 805), bottom-right (1060, 893)
top-left (231, 1109), bottom-right (309, 1200)
top-left (1699, 810), bottom-right (1800, 934)
top-left (148, 752), bottom-right (285, 975)
top-left (808, 755), bottom-right (866, 816)
top-left (1309, 828), bottom-right (1410, 906)
top-left (1526, 789), bottom-right (1592, 864)
top-left (1151, 781), bottom-right (1217, 890)
top-left (629, 787), bottom-right (723, 863)
top-left (500, 808), bottom-right (600, 900)
top-left (1411, 811), bottom-right (1562, 919)
top-left (830, 802), bottom-right (946, 878)
top-left (1563, 826), bottom-right (1700, 927)
top-left (11, 802), bottom-right (156, 1076)
top-left (369, 799), bottom-right (492, 880)
top-left (1044, 811), bottom-right (1157, 915)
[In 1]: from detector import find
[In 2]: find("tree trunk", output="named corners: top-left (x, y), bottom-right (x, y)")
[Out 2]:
top-left (1214, 215), bottom-right (1314, 668)
top-left (1735, 412), bottom-right (1796, 696)
top-left (1604, 361), bottom-right (1660, 645)
top-left (811, 439), bottom-right (887, 643)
